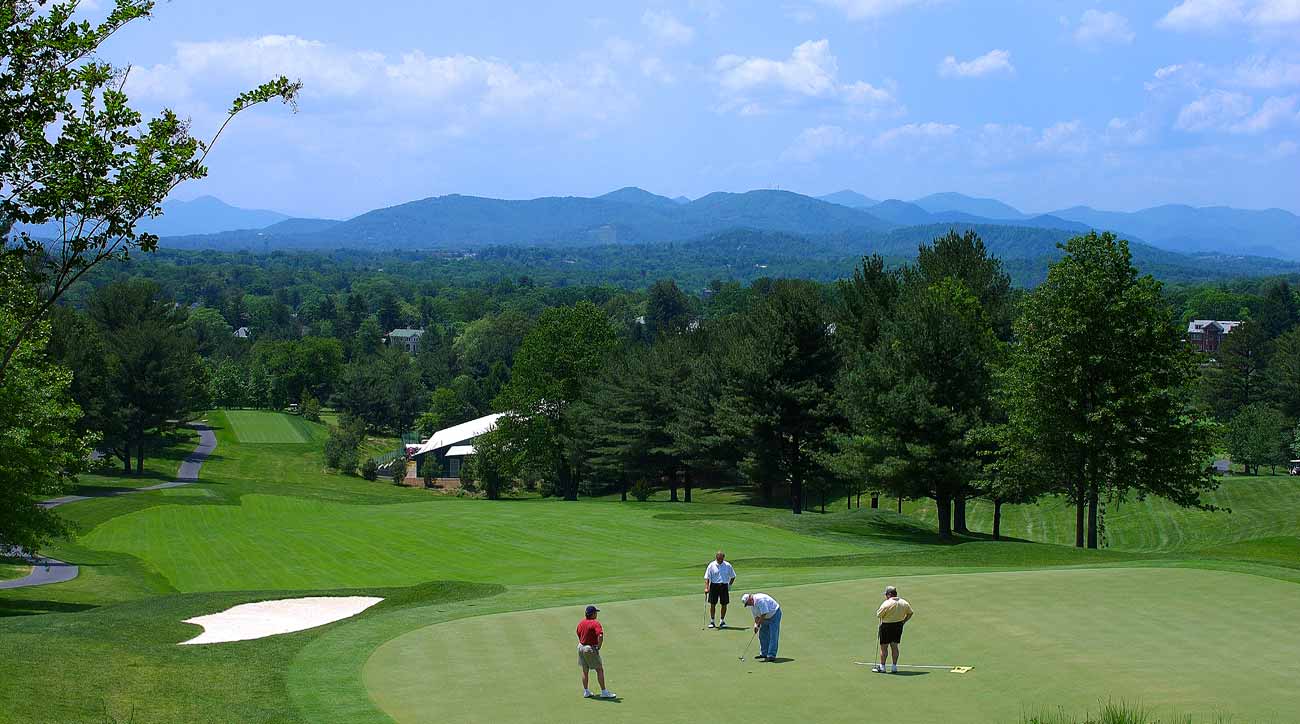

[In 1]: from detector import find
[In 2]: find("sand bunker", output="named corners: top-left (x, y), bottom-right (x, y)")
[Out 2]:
top-left (179, 596), bottom-right (384, 645)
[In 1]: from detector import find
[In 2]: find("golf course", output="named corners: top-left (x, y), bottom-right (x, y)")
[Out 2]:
top-left (1, 410), bottom-right (1298, 723)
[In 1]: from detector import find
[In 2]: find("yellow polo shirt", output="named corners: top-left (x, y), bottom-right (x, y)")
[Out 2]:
top-left (876, 597), bottom-right (912, 623)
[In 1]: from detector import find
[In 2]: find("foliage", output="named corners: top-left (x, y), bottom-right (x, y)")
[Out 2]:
top-left (496, 301), bottom-right (618, 500)
top-left (300, 394), bottom-right (321, 423)
top-left (1226, 403), bottom-right (1288, 475)
top-left (1269, 325), bottom-right (1300, 421)
top-left (629, 479), bottom-right (655, 501)
top-left (1203, 320), bottom-right (1271, 420)
top-left (459, 429), bottom-right (516, 500)
top-left (360, 457), bottom-right (378, 482)
top-left (0, 257), bottom-right (88, 552)
top-left (323, 417), bottom-right (364, 475)
top-left (0, 0), bottom-right (299, 383)
top-left (1001, 232), bottom-right (1217, 548)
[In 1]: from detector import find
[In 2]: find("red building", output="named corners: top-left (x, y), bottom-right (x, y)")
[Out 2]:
top-left (1186, 319), bottom-right (1241, 353)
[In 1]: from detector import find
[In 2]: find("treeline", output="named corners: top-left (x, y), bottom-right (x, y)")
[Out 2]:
top-left (473, 231), bottom-right (1267, 547)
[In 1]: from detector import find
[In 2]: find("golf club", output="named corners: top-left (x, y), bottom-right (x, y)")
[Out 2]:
top-left (703, 592), bottom-right (710, 630)
top-left (738, 630), bottom-right (758, 660)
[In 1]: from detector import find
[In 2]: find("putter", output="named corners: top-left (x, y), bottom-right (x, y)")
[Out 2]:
top-left (853, 662), bottom-right (974, 673)
top-left (738, 630), bottom-right (758, 660)
top-left (703, 592), bottom-right (710, 631)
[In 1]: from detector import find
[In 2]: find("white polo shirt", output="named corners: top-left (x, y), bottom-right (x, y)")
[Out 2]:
top-left (744, 593), bottom-right (779, 619)
top-left (704, 560), bottom-right (736, 585)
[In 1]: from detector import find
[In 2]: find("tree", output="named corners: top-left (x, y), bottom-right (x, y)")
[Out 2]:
top-left (1269, 326), bottom-right (1300, 421)
top-left (324, 416), bottom-right (365, 474)
top-left (1292, 423), bottom-right (1300, 459)
top-left (1226, 403), bottom-right (1287, 475)
top-left (461, 429), bottom-right (518, 500)
top-left (85, 280), bottom-right (206, 473)
top-left (453, 310), bottom-right (531, 375)
top-left (1205, 320), bottom-right (1271, 420)
top-left (644, 279), bottom-right (694, 339)
top-left (0, 0), bottom-right (299, 384)
top-left (186, 307), bottom-right (234, 358)
top-left (855, 277), bottom-right (1001, 537)
top-left (496, 302), bottom-right (618, 500)
top-left (713, 281), bottom-right (842, 514)
top-left (970, 425), bottom-right (1044, 540)
top-left (1002, 232), bottom-right (1217, 548)
top-left (1256, 280), bottom-right (1298, 339)
top-left (0, 257), bottom-right (88, 553)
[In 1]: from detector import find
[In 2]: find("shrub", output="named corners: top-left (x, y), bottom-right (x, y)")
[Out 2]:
top-left (323, 419), bottom-right (364, 475)
top-left (301, 394), bottom-right (322, 423)
top-left (630, 479), bottom-right (654, 502)
top-left (361, 457), bottom-right (378, 481)
top-left (390, 460), bottom-right (407, 486)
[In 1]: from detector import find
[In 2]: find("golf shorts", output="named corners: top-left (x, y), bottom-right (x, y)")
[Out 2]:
top-left (577, 644), bottom-right (603, 671)
top-left (707, 583), bottom-right (730, 605)
top-left (878, 621), bottom-right (905, 645)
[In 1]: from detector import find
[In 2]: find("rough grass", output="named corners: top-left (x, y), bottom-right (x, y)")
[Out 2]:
top-left (1022, 700), bottom-right (1235, 723)
top-left (0, 559), bottom-right (30, 581)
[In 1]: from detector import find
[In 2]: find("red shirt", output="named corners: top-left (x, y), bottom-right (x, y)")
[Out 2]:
top-left (576, 618), bottom-right (603, 646)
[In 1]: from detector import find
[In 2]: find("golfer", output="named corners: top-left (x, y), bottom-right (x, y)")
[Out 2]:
top-left (873, 585), bottom-right (913, 673)
top-left (703, 551), bottom-right (736, 628)
top-left (740, 592), bottom-right (782, 661)
top-left (576, 605), bottom-right (616, 699)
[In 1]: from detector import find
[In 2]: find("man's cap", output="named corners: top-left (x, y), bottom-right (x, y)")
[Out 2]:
top-left (585, 605), bottom-right (600, 615)
top-left (740, 593), bottom-right (752, 604)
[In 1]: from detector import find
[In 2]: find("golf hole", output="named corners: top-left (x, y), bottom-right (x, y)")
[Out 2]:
top-left (178, 596), bottom-right (384, 645)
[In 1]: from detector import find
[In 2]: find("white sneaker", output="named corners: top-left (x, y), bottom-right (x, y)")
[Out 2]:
top-left (583, 689), bottom-right (592, 698)
top-left (872, 665), bottom-right (886, 673)
top-left (890, 666), bottom-right (898, 673)
top-left (719, 620), bottom-right (727, 628)
top-left (707, 621), bottom-right (715, 628)
top-left (599, 690), bottom-right (617, 699)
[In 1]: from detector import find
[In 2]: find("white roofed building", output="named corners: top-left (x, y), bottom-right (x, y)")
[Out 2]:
top-left (1187, 320), bottom-right (1241, 353)
top-left (413, 413), bottom-right (503, 484)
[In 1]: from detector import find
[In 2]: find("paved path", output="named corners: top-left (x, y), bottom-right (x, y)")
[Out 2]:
top-left (0, 424), bottom-right (216, 591)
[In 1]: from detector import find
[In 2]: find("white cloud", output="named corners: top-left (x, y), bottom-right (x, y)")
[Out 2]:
top-left (1232, 94), bottom-right (1299, 132)
top-left (1229, 55), bottom-right (1300, 88)
top-left (642, 10), bottom-right (695, 45)
top-left (1176, 89), bottom-right (1254, 130)
top-left (1035, 120), bottom-right (1090, 154)
top-left (1073, 10), bottom-right (1136, 46)
top-left (125, 35), bottom-right (636, 135)
top-left (938, 49), bottom-right (1014, 78)
top-left (640, 57), bottom-right (676, 84)
top-left (1105, 115), bottom-right (1155, 146)
top-left (714, 39), bottom-right (899, 115)
top-left (873, 121), bottom-right (958, 148)
top-left (1158, 0), bottom-right (1300, 32)
top-left (814, 0), bottom-right (940, 20)
top-left (781, 125), bottom-right (863, 162)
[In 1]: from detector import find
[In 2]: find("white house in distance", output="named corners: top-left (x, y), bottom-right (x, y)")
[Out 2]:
top-left (412, 413), bottom-right (504, 484)
top-left (387, 328), bottom-right (425, 353)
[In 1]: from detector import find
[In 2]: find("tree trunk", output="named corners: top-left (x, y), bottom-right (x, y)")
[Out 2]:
top-left (122, 447), bottom-right (133, 474)
top-left (668, 472), bottom-right (679, 503)
top-left (897, 496), bottom-right (902, 514)
top-left (135, 440), bottom-right (145, 475)
top-left (620, 476), bottom-right (627, 502)
top-left (870, 494), bottom-right (879, 509)
top-left (953, 493), bottom-right (969, 534)
top-left (558, 457), bottom-right (576, 501)
top-left (790, 477), bottom-right (802, 515)
top-left (1086, 482), bottom-right (1099, 549)
top-left (936, 494), bottom-right (952, 539)
top-left (1074, 490), bottom-right (1085, 548)
top-left (992, 499), bottom-right (1003, 541)
top-left (820, 490), bottom-right (826, 514)
top-left (683, 469), bottom-right (692, 503)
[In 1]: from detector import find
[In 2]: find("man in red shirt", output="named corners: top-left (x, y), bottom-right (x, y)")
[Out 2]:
top-left (576, 605), bottom-right (617, 699)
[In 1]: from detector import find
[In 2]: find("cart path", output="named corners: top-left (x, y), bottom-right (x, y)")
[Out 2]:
top-left (0, 424), bottom-right (216, 591)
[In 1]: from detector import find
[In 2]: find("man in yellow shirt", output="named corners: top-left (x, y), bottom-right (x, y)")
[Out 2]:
top-left (873, 585), bottom-right (913, 673)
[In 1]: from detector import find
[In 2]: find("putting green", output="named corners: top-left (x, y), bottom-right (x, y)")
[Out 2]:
top-left (365, 568), bottom-right (1300, 723)
top-left (224, 410), bottom-right (312, 444)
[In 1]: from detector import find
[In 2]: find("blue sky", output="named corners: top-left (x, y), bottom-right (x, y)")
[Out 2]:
top-left (93, 0), bottom-right (1300, 218)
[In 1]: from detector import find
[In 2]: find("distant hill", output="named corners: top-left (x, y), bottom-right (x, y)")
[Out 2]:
top-left (1048, 204), bottom-right (1300, 260)
top-left (597, 187), bottom-right (681, 209)
top-left (16, 195), bottom-right (290, 239)
top-left (164, 189), bottom-right (891, 251)
top-left (818, 190), bottom-right (879, 209)
top-left (913, 192), bottom-right (1026, 220)
top-left (866, 200), bottom-right (936, 226)
top-left (262, 217), bottom-right (341, 235)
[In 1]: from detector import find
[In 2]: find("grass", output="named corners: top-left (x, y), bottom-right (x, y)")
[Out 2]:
top-left (0, 559), bottom-right (30, 581)
top-left (364, 569), bottom-right (1299, 724)
top-left (1, 408), bottom-right (1298, 722)
top-left (223, 409), bottom-right (315, 444)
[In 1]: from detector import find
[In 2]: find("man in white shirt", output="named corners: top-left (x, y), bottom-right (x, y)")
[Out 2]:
top-left (703, 551), bottom-right (737, 628)
top-left (740, 592), bottom-right (782, 662)
top-left (873, 585), bottom-right (914, 673)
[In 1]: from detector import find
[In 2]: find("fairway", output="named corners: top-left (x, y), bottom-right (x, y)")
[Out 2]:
top-left (366, 568), bottom-right (1300, 724)
top-left (80, 494), bottom-right (861, 591)
top-left (224, 410), bottom-right (312, 444)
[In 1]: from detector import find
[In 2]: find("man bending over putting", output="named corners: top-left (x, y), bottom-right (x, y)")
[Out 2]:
top-left (740, 592), bottom-right (782, 662)
top-left (873, 585), bottom-right (913, 673)
top-left (704, 551), bottom-right (736, 628)
top-left (576, 605), bottom-right (616, 699)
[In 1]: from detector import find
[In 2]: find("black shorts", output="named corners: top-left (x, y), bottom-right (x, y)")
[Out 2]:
top-left (707, 583), bottom-right (730, 605)
top-left (878, 621), bottom-right (905, 645)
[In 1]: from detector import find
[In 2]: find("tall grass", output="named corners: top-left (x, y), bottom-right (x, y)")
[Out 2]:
top-left (1022, 701), bottom-right (1234, 724)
